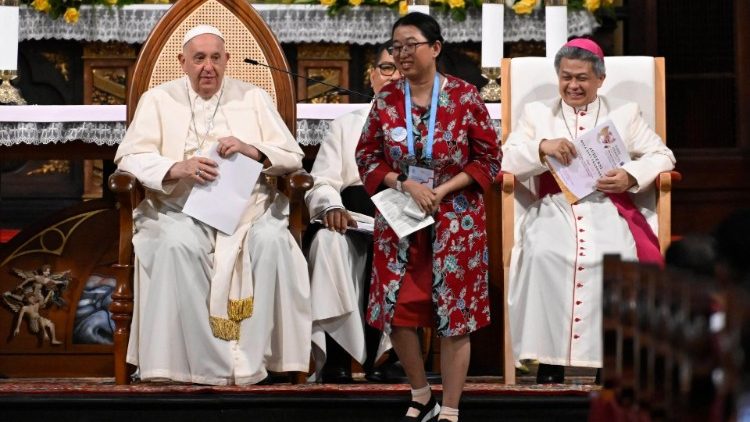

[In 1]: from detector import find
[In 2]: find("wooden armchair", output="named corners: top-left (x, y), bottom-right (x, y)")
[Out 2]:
top-left (108, 0), bottom-right (312, 384)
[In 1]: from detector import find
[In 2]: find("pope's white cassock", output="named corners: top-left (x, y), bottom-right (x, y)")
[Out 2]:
top-left (503, 96), bottom-right (675, 368)
top-left (115, 76), bottom-right (311, 385)
top-left (305, 107), bottom-right (391, 380)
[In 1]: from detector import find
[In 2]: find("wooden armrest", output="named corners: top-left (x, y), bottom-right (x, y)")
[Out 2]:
top-left (276, 169), bottom-right (313, 245)
top-left (279, 169), bottom-right (314, 196)
top-left (656, 170), bottom-right (682, 191)
top-left (108, 171), bottom-right (144, 266)
top-left (501, 172), bottom-right (515, 194)
top-left (500, 172), bottom-right (516, 269)
top-left (655, 171), bottom-right (681, 254)
top-left (109, 170), bottom-right (140, 195)
top-left (498, 171), bottom-right (518, 385)
top-left (107, 170), bottom-right (140, 385)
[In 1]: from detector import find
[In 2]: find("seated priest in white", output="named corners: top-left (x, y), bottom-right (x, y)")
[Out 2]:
top-left (304, 42), bottom-right (403, 383)
top-left (503, 38), bottom-right (675, 384)
top-left (114, 25), bottom-right (311, 385)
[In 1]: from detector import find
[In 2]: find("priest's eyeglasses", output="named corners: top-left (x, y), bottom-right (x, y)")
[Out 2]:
top-left (376, 63), bottom-right (398, 76)
top-left (388, 42), bottom-right (431, 56)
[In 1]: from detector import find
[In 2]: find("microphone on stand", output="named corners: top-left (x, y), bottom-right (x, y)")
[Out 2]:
top-left (297, 87), bottom-right (351, 103)
top-left (244, 58), bottom-right (374, 102)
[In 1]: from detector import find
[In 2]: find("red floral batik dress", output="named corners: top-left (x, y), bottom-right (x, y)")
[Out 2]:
top-left (356, 75), bottom-right (501, 337)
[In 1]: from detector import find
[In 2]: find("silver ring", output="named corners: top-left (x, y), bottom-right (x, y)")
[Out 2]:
top-left (196, 169), bottom-right (201, 177)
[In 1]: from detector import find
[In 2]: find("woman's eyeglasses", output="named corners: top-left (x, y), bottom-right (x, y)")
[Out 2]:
top-left (388, 41), bottom-right (431, 56)
top-left (376, 63), bottom-right (398, 76)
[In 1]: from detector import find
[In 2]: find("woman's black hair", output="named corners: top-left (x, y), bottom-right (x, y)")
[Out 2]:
top-left (391, 12), bottom-right (444, 63)
top-left (374, 40), bottom-right (393, 64)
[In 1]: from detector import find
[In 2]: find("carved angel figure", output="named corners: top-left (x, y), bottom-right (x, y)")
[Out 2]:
top-left (2, 265), bottom-right (71, 345)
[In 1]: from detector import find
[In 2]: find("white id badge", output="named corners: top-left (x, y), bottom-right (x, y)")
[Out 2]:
top-left (408, 166), bottom-right (434, 189)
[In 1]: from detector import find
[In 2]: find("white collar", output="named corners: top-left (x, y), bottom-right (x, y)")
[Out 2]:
top-left (561, 96), bottom-right (601, 115)
top-left (185, 75), bottom-right (224, 104)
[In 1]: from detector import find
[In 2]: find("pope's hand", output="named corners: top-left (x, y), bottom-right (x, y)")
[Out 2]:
top-left (217, 136), bottom-right (264, 161)
top-left (168, 156), bottom-right (218, 184)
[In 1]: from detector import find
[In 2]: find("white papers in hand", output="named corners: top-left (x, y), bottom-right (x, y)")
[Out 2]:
top-left (182, 143), bottom-right (264, 235)
top-left (403, 196), bottom-right (427, 220)
top-left (371, 188), bottom-right (434, 239)
top-left (311, 210), bottom-right (375, 234)
top-left (546, 119), bottom-right (631, 203)
top-left (349, 211), bottom-right (375, 234)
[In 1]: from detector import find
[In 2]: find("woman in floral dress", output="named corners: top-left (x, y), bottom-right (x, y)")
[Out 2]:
top-left (356, 12), bottom-right (501, 422)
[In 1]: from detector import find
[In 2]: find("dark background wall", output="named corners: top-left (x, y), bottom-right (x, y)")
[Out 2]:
top-left (625, 0), bottom-right (750, 236)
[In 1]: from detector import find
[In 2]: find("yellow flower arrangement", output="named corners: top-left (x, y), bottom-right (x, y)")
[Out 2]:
top-left (511, 0), bottom-right (537, 15)
top-left (511, 0), bottom-right (613, 15)
top-left (447, 0), bottom-right (464, 10)
top-left (316, 0), bottom-right (614, 22)
top-left (23, 0), bottom-right (614, 24)
top-left (398, 0), bottom-right (407, 15)
top-left (30, 0), bottom-right (51, 13)
top-left (22, 0), bottom-right (139, 24)
top-left (63, 7), bottom-right (79, 24)
top-left (584, 0), bottom-right (614, 12)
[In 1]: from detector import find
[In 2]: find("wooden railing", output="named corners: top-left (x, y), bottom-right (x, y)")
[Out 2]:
top-left (595, 254), bottom-right (750, 422)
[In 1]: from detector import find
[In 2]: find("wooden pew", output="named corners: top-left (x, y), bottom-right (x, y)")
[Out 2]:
top-left (598, 255), bottom-right (743, 422)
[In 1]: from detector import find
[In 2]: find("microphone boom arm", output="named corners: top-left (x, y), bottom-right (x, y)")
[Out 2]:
top-left (244, 58), bottom-right (373, 101)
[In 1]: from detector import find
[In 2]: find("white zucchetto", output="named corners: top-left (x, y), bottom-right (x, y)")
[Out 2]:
top-left (182, 25), bottom-right (225, 47)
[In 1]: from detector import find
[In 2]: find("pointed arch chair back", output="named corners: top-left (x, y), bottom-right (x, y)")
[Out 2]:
top-left (127, 0), bottom-right (295, 132)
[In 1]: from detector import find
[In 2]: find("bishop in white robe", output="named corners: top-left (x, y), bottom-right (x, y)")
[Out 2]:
top-left (503, 39), bottom-right (675, 377)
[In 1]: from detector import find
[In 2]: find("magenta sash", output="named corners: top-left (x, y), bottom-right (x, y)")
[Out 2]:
top-left (539, 172), bottom-right (664, 267)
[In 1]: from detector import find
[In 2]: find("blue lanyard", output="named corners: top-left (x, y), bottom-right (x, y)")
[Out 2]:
top-left (405, 74), bottom-right (440, 160)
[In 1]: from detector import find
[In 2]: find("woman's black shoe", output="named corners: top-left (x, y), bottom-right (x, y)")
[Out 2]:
top-left (401, 395), bottom-right (441, 422)
top-left (536, 363), bottom-right (565, 384)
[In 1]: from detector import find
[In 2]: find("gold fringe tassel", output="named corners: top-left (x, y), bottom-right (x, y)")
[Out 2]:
top-left (209, 316), bottom-right (240, 341)
top-left (227, 296), bottom-right (254, 322)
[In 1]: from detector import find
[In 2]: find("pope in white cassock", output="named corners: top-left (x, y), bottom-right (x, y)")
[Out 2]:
top-left (503, 39), bottom-right (676, 384)
top-left (305, 43), bottom-right (401, 382)
top-left (114, 25), bottom-right (311, 385)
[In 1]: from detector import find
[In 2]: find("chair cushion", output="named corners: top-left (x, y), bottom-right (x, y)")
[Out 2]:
top-left (508, 56), bottom-right (656, 131)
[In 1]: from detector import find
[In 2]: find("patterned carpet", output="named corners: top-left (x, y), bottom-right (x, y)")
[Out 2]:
top-left (0, 376), bottom-right (598, 397)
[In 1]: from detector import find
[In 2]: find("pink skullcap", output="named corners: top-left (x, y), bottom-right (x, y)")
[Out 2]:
top-left (564, 38), bottom-right (604, 60)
